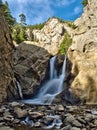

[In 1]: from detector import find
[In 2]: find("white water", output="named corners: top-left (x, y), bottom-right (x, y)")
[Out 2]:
top-left (16, 81), bottom-right (23, 99)
top-left (22, 56), bottom-right (66, 105)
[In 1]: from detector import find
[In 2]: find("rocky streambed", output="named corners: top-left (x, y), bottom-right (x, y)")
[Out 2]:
top-left (0, 102), bottom-right (97, 130)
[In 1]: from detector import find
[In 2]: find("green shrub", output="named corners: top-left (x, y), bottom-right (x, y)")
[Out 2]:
top-left (12, 24), bottom-right (27, 43)
top-left (82, 0), bottom-right (88, 7)
top-left (27, 23), bottom-right (45, 30)
top-left (65, 21), bottom-right (77, 29)
top-left (59, 32), bottom-right (72, 54)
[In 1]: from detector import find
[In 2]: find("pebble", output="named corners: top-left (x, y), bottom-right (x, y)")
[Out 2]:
top-left (0, 126), bottom-right (14, 130)
top-left (14, 107), bottom-right (28, 118)
top-left (65, 114), bottom-right (75, 123)
top-left (72, 120), bottom-right (82, 127)
top-left (61, 125), bottom-right (71, 130)
top-left (10, 102), bottom-right (20, 107)
top-left (0, 102), bottom-right (97, 130)
top-left (71, 127), bottom-right (81, 130)
top-left (55, 104), bottom-right (64, 111)
top-left (29, 111), bottom-right (44, 119)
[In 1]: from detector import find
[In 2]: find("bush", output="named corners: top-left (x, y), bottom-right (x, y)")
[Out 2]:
top-left (65, 21), bottom-right (77, 29)
top-left (27, 23), bottom-right (45, 30)
top-left (59, 32), bottom-right (72, 54)
top-left (12, 24), bottom-right (27, 43)
top-left (82, 0), bottom-right (88, 7)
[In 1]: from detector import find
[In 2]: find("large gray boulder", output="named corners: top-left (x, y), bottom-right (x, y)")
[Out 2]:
top-left (14, 41), bottom-right (51, 97)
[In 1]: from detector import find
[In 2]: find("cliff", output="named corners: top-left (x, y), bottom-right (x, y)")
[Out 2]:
top-left (67, 0), bottom-right (97, 104)
top-left (0, 12), bottom-right (14, 102)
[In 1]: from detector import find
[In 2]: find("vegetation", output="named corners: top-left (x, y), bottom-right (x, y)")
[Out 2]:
top-left (65, 21), bottom-right (77, 29)
top-left (12, 24), bottom-right (27, 43)
top-left (27, 23), bottom-right (45, 30)
top-left (0, 0), bottom-right (16, 28)
top-left (82, 0), bottom-right (88, 7)
top-left (59, 32), bottom-right (72, 54)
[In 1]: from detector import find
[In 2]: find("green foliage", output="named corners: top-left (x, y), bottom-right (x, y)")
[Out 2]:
top-left (60, 32), bottom-right (72, 54)
top-left (65, 21), bottom-right (77, 29)
top-left (12, 24), bottom-right (27, 43)
top-left (27, 23), bottom-right (45, 30)
top-left (0, 0), bottom-right (16, 28)
top-left (82, 0), bottom-right (88, 7)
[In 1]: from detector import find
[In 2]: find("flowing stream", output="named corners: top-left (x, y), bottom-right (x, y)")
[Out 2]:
top-left (22, 56), bottom-right (66, 105)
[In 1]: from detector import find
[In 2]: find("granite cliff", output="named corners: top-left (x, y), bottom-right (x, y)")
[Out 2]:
top-left (67, 0), bottom-right (97, 104)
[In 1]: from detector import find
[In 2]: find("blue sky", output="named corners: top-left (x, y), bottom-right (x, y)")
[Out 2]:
top-left (2, 0), bottom-right (83, 25)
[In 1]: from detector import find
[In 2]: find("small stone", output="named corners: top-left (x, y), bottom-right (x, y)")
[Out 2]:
top-left (72, 120), bottom-right (82, 127)
top-left (0, 108), bottom-right (4, 113)
top-left (77, 117), bottom-right (86, 124)
top-left (65, 114), bottom-right (75, 123)
top-left (85, 114), bottom-right (93, 122)
top-left (0, 126), bottom-right (14, 130)
top-left (82, 129), bottom-right (86, 130)
top-left (55, 105), bottom-right (64, 111)
top-left (34, 121), bottom-right (41, 127)
top-left (61, 125), bottom-right (71, 130)
top-left (29, 111), bottom-right (44, 119)
top-left (13, 119), bottom-right (20, 124)
top-left (0, 122), bottom-right (5, 126)
top-left (14, 107), bottom-right (28, 118)
top-left (92, 110), bottom-right (97, 115)
top-left (94, 119), bottom-right (97, 125)
top-left (10, 102), bottom-right (20, 107)
top-left (71, 127), bottom-right (81, 130)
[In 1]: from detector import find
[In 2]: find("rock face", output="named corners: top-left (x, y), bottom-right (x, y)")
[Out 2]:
top-left (14, 41), bottom-right (50, 96)
top-left (67, 0), bottom-right (97, 104)
top-left (0, 12), bottom-right (14, 102)
top-left (31, 18), bottom-right (73, 55)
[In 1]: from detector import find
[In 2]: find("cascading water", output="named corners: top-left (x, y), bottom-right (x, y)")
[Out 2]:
top-left (22, 56), bottom-right (66, 105)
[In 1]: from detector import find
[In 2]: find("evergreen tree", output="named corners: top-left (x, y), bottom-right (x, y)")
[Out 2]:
top-left (19, 13), bottom-right (26, 25)
top-left (0, 0), bottom-right (16, 28)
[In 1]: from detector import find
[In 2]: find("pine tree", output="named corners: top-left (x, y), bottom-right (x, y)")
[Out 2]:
top-left (19, 13), bottom-right (26, 25)
top-left (0, 0), bottom-right (16, 28)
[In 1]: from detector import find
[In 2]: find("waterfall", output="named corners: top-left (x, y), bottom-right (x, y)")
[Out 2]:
top-left (16, 81), bottom-right (23, 99)
top-left (22, 56), bottom-right (66, 105)
top-left (50, 56), bottom-right (57, 79)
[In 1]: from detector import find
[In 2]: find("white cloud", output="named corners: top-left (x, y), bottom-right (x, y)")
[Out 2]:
top-left (2, 0), bottom-right (82, 24)
top-left (52, 0), bottom-right (76, 6)
top-left (74, 6), bottom-right (82, 15)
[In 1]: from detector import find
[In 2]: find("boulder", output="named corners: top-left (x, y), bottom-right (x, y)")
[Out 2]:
top-left (14, 41), bottom-right (50, 97)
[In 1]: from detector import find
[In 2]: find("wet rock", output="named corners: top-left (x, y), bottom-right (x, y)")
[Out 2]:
top-left (72, 120), bottom-right (82, 127)
top-left (0, 126), bottom-right (14, 130)
top-left (77, 117), bottom-right (86, 124)
top-left (14, 107), bottom-right (28, 118)
top-left (85, 114), bottom-right (93, 122)
top-left (55, 104), bottom-right (64, 111)
top-left (92, 110), bottom-right (97, 115)
top-left (34, 121), bottom-right (41, 127)
top-left (10, 102), bottom-right (20, 107)
top-left (71, 127), bottom-right (81, 130)
top-left (29, 111), bottom-right (44, 119)
top-left (61, 125), bottom-right (71, 130)
top-left (65, 114), bottom-right (75, 123)
top-left (94, 120), bottom-right (97, 125)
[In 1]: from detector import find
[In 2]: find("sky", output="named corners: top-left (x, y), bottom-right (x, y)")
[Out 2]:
top-left (2, 0), bottom-right (83, 25)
